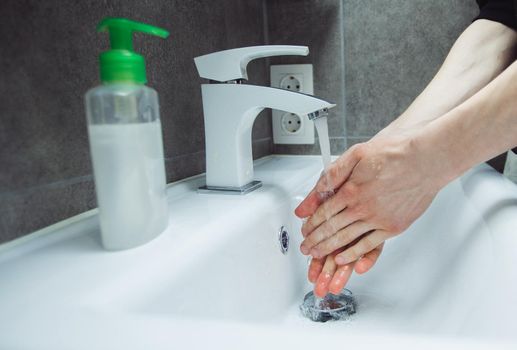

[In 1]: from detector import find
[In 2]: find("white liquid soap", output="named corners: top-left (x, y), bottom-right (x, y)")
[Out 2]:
top-left (88, 122), bottom-right (168, 249)
top-left (85, 18), bottom-right (170, 250)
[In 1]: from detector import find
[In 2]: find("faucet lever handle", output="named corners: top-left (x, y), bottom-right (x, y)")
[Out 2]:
top-left (194, 45), bottom-right (309, 82)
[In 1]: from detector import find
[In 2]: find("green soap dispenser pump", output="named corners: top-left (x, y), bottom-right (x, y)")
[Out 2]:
top-left (85, 18), bottom-right (170, 251)
top-left (97, 18), bottom-right (169, 84)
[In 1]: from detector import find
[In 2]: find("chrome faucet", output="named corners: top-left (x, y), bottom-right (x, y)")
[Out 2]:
top-left (194, 46), bottom-right (336, 194)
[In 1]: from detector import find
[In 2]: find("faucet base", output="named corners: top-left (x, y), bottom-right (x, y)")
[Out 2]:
top-left (198, 180), bottom-right (262, 195)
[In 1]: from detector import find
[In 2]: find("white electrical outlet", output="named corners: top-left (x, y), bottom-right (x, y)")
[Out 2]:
top-left (270, 64), bottom-right (314, 144)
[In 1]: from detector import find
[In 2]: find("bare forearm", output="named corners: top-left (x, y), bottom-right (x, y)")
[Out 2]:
top-left (418, 60), bottom-right (517, 186)
top-left (388, 20), bottom-right (517, 132)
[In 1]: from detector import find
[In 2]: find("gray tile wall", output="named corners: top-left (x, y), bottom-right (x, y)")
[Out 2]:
top-left (267, 0), bottom-right (480, 151)
top-left (0, 0), bottom-right (495, 244)
top-left (266, 0), bottom-right (347, 155)
top-left (0, 0), bottom-right (270, 243)
top-left (267, 1), bottom-right (510, 171)
top-left (342, 0), bottom-right (504, 171)
top-left (344, 0), bottom-right (479, 144)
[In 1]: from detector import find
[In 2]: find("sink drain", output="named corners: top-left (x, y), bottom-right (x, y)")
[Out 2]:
top-left (278, 226), bottom-right (289, 254)
top-left (300, 289), bottom-right (356, 322)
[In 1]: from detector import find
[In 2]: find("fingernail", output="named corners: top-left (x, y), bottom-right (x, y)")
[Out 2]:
top-left (308, 272), bottom-right (317, 283)
top-left (300, 245), bottom-right (309, 255)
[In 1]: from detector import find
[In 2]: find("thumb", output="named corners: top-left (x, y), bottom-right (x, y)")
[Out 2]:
top-left (315, 145), bottom-right (362, 193)
top-left (295, 145), bottom-right (362, 218)
top-left (295, 189), bottom-right (320, 218)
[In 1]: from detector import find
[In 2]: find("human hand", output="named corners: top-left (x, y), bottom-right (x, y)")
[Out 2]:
top-left (308, 244), bottom-right (384, 297)
top-left (296, 131), bottom-right (448, 267)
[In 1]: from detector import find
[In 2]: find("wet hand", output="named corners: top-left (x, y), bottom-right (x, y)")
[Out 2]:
top-left (296, 132), bottom-right (445, 267)
top-left (309, 243), bottom-right (384, 297)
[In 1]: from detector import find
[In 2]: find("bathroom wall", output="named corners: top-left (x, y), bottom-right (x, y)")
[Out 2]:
top-left (0, 0), bottom-right (270, 243)
top-left (343, 0), bottom-right (479, 146)
top-left (266, 0), bottom-right (480, 154)
top-left (268, 0), bottom-right (509, 170)
top-left (266, 0), bottom-right (347, 155)
top-left (0, 0), bottom-right (500, 244)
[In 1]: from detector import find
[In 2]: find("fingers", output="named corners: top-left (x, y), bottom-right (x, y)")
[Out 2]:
top-left (311, 241), bottom-right (381, 297)
top-left (328, 262), bottom-right (355, 295)
top-left (308, 257), bottom-right (325, 283)
top-left (315, 145), bottom-right (362, 193)
top-left (295, 189), bottom-right (321, 219)
top-left (354, 243), bottom-right (384, 274)
top-left (335, 230), bottom-right (389, 265)
top-left (309, 221), bottom-right (375, 259)
top-left (314, 255), bottom-right (337, 298)
top-left (299, 209), bottom-right (357, 254)
top-left (300, 189), bottom-right (349, 237)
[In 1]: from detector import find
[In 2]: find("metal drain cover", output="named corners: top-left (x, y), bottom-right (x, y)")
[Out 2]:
top-left (300, 289), bottom-right (356, 322)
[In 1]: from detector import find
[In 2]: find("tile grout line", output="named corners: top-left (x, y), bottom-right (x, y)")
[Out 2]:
top-left (2, 138), bottom-right (274, 199)
top-left (0, 175), bottom-right (94, 200)
top-left (164, 149), bottom-right (205, 163)
top-left (1, 136), bottom-right (281, 200)
top-left (347, 136), bottom-right (374, 139)
top-left (261, 0), bottom-right (274, 156)
top-left (340, 0), bottom-right (348, 149)
top-left (262, 0), bottom-right (271, 82)
top-left (252, 137), bottom-right (272, 143)
top-left (163, 137), bottom-right (273, 162)
top-left (262, 0), bottom-right (270, 46)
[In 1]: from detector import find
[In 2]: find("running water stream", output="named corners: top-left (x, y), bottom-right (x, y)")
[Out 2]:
top-left (300, 115), bottom-right (357, 320)
top-left (312, 115), bottom-right (333, 309)
top-left (313, 116), bottom-right (332, 171)
top-left (313, 116), bottom-right (335, 199)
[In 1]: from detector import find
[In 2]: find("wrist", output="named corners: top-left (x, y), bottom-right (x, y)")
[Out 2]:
top-left (379, 111), bottom-right (434, 139)
top-left (411, 119), bottom-right (467, 190)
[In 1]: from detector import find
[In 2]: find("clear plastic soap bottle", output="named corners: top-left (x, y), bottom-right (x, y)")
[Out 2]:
top-left (85, 18), bottom-right (169, 250)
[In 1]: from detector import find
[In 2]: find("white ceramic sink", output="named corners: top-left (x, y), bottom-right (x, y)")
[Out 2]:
top-left (1, 156), bottom-right (517, 349)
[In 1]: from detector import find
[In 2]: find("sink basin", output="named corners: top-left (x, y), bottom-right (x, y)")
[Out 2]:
top-left (1, 156), bottom-right (516, 349)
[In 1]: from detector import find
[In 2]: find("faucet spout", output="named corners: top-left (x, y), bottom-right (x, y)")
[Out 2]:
top-left (308, 108), bottom-right (329, 120)
top-left (200, 84), bottom-right (335, 191)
